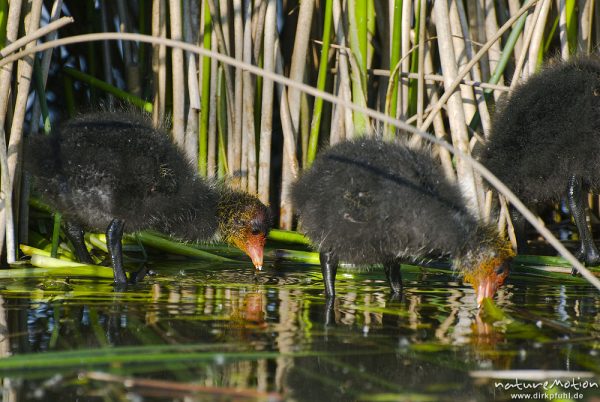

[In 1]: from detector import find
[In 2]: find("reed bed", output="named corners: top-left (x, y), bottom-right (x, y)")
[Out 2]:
top-left (0, 0), bottom-right (598, 289)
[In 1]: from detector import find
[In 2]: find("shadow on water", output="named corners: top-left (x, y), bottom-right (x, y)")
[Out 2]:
top-left (0, 260), bottom-right (597, 401)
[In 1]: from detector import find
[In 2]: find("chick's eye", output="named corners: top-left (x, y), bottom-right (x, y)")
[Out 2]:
top-left (496, 265), bottom-right (508, 275)
top-left (251, 228), bottom-right (261, 236)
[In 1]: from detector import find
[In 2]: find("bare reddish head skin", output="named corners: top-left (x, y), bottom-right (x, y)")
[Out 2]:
top-left (462, 256), bottom-right (512, 307)
top-left (458, 236), bottom-right (514, 307)
top-left (218, 190), bottom-right (271, 269)
top-left (474, 259), bottom-right (510, 307)
top-left (234, 232), bottom-right (267, 270)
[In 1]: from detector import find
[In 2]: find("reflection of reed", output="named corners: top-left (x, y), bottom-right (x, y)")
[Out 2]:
top-left (145, 283), bottom-right (161, 325)
top-left (334, 292), bottom-right (386, 328)
top-left (340, 292), bottom-right (357, 325)
top-left (0, 296), bottom-right (9, 355)
top-left (143, 282), bottom-right (278, 393)
top-left (407, 293), bottom-right (421, 331)
top-left (434, 288), bottom-right (461, 343)
top-left (1, 273), bottom-right (598, 400)
top-left (180, 287), bottom-right (198, 315)
top-left (0, 295), bottom-right (16, 402)
top-left (362, 293), bottom-right (384, 328)
top-left (167, 286), bottom-right (181, 315)
top-left (275, 288), bottom-right (299, 394)
top-left (203, 286), bottom-right (215, 315)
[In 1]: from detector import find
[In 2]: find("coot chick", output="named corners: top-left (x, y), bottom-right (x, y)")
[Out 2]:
top-left (292, 138), bottom-right (513, 305)
top-left (26, 112), bottom-right (271, 284)
top-left (480, 56), bottom-right (600, 267)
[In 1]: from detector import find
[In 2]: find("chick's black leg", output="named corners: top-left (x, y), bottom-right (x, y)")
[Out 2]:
top-left (383, 259), bottom-right (402, 294)
top-left (106, 218), bottom-right (128, 285)
top-left (64, 221), bottom-right (93, 264)
top-left (567, 175), bottom-right (600, 269)
top-left (320, 250), bottom-right (338, 298)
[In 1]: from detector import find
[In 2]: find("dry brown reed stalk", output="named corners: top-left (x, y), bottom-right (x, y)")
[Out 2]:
top-left (207, 29), bottom-right (219, 178)
top-left (4, 0), bottom-right (44, 264)
top-left (0, 0), bottom-right (23, 261)
top-left (257, 0), bottom-right (276, 205)
top-left (152, 0), bottom-right (167, 126)
top-left (207, 0), bottom-right (235, 174)
top-left (528, 0), bottom-right (551, 76)
top-left (400, 0), bottom-right (411, 120)
top-left (511, 2), bottom-right (542, 85)
top-left (558, 0), bottom-right (569, 60)
top-left (447, 1), bottom-right (493, 221)
top-left (423, 32), bottom-right (455, 183)
top-left (483, 0), bottom-right (504, 88)
top-left (287, 0), bottom-right (314, 134)
top-left (278, 0), bottom-right (315, 228)
top-left (433, 0), bottom-right (483, 218)
top-left (231, 0), bottom-right (243, 185)
top-left (578, 0), bottom-right (594, 53)
top-left (218, 0), bottom-right (230, 54)
top-left (22, 0), bottom-right (65, 248)
top-left (251, 0), bottom-right (267, 63)
top-left (454, 1), bottom-right (492, 137)
top-left (0, 0), bottom-right (23, 127)
top-left (331, 0), bottom-right (353, 143)
top-left (28, 6), bottom-right (68, 134)
top-left (242, 0), bottom-right (256, 192)
top-left (275, 34), bottom-right (300, 229)
top-left (0, 128), bottom-right (12, 266)
top-left (415, 0), bottom-right (426, 129)
top-left (169, 0), bottom-right (185, 148)
top-left (420, 0), bottom-right (540, 132)
top-left (448, 1), bottom-right (478, 132)
top-left (183, 0), bottom-right (200, 164)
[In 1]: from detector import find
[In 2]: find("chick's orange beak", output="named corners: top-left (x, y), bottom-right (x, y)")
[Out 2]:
top-left (476, 278), bottom-right (499, 307)
top-left (474, 262), bottom-right (510, 307)
top-left (238, 233), bottom-right (266, 270)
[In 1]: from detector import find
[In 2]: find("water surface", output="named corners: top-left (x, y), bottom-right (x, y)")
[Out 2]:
top-left (0, 260), bottom-right (598, 401)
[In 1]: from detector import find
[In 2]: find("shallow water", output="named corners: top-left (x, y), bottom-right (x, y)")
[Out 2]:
top-left (0, 259), bottom-right (598, 401)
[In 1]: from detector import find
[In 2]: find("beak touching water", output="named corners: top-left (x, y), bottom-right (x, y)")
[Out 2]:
top-left (474, 262), bottom-right (510, 308)
top-left (476, 278), bottom-right (500, 307)
top-left (238, 233), bottom-right (267, 270)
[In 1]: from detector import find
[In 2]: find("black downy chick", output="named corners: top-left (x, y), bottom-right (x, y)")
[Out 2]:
top-left (292, 138), bottom-right (513, 306)
top-left (26, 112), bottom-right (271, 284)
top-left (480, 56), bottom-right (600, 268)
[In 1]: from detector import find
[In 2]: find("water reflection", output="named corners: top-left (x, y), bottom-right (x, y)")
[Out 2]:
top-left (0, 262), bottom-right (597, 400)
